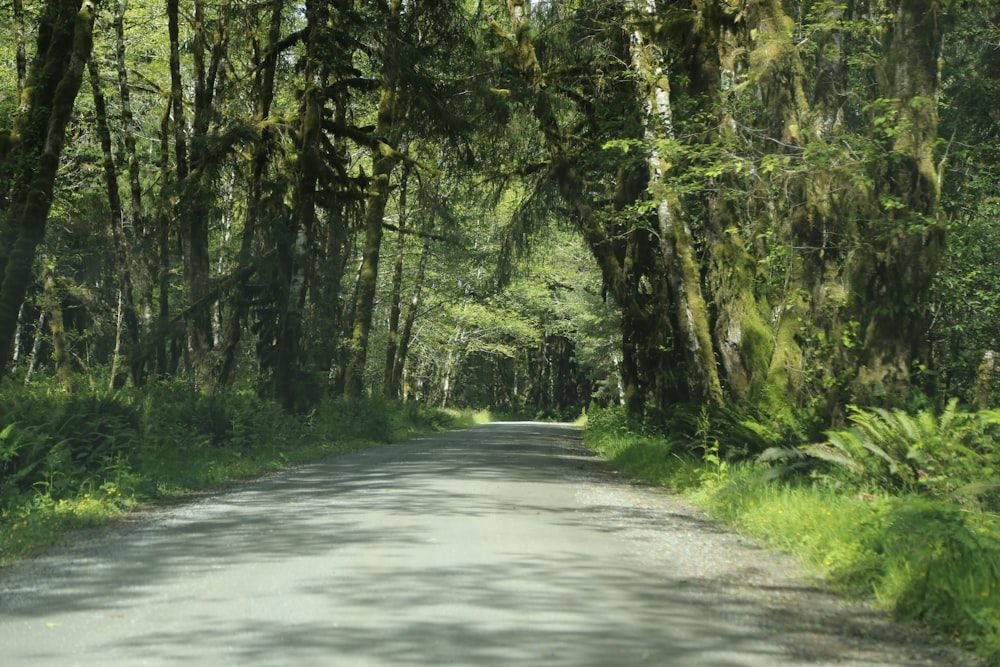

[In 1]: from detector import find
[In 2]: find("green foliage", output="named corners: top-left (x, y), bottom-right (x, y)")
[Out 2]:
top-left (706, 473), bottom-right (1000, 657)
top-left (584, 406), bottom-right (702, 490)
top-left (0, 389), bottom-right (141, 502)
top-left (659, 403), bottom-right (811, 460)
top-left (766, 399), bottom-right (1000, 499)
top-left (933, 5), bottom-right (1000, 405)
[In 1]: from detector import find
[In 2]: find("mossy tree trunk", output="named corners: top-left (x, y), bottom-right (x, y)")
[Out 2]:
top-left (670, 0), bottom-right (954, 422)
top-left (849, 0), bottom-right (950, 405)
top-left (389, 229), bottom-right (433, 400)
top-left (112, 0), bottom-right (155, 384)
top-left (154, 100), bottom-right (174, 375)
top-left (0, 0), bottom-right (95, 376)
top-left (744, 0), bottom-right (825, 415)
top-left (13, 0), bottom-right (27, 96)
top-left (42, 268), bottom-right (73, 393)
top-left (497, 0), bottom-right (683, 419)
top-left (180, 0), bottom-right (231, 389)
top-left (344, 0), bottom-right (405, 399)
top-left (974, 349), bottom-right (996, 408)
top-left (252, 0), bottom-right (329, 410)
top-left (164, 0), bottom-right (188, 377)
top-left (628, 1), bottom-right (723, 407)
top-left (383, 162), bottom-right (411, 398)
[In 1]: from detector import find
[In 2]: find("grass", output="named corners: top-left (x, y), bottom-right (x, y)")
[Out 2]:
top-left (0, 383), bottom-right (479, 565)
top-left (582, 406), bottom-right (1000, 662)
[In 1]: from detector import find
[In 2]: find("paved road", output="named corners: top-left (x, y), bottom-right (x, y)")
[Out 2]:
top-left (0, 423), bottom-right (943, 666)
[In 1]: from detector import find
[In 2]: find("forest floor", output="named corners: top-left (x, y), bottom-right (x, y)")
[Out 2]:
top-left (0, 422), bottom-right (983, 666)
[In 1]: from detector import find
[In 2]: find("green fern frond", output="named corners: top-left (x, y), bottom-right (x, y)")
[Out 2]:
top-left (938, 397), bottom-right (960, 434)
top-left (756, 446), bottom-right (805, 463)
top-left (803, 441), bottom-right (867, 476)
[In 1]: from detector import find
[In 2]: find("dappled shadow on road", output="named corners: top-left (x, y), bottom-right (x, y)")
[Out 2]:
top-left (100, 553), bottom-right (790, 667)
top-left (0, 422), bottom-right (972, 666)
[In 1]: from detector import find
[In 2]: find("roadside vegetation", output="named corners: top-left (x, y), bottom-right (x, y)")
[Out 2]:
top-left (584, 403), bottom-right (1000, 663)
top-left (0, 379), bottom-right (480, 565)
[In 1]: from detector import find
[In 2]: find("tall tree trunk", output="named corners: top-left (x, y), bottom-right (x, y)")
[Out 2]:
top-left (22, 309), bottom-right (46, 386)
top-left (154, 101), bottom-right (174, 376)
top-left (166, 0), bottom-right (188, 183)
top-left (113, 0), bottom-right (154, 381)
top-left (343, 0), bottom-right (405, 399)
top-left (703, 14), bottom-right (767, 407)
top-left (745, 0), bottom-right (818, 413)
top-left (43, 268), bottom-right (73, 392)
top-left (13, 0), bottom-right (27, 95)
top-left (852, 0), bottom-right (949, 404)
top-left (165, 0), bottom-right (189, 378)
top-left (628, 2), bottom-right (723, 406)
top-left (180, 0), bottom-right (229, 388)
top-left (88, 56), bottom-right (142, 386)
top-left (389, 220), bottom-right (432, 400)
top-left (974, 349), bottom-right (996, 409)
top-left (383, 163), bottom-right (411, 397)
top-left (253, 0), bottom-right (323, 409)
top-left (217, 0), bottom-right (285, 390)
top-left (0, 0), bottom-right (96, 376)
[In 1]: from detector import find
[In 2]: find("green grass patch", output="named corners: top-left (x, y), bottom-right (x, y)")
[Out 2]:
top-left (0, 382), bottom-right (472, 564)
top-left (584, 405), bottom-right (1000, 662)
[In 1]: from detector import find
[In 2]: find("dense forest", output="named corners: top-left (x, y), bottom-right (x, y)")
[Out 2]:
top-left (5, 0), bottom-right (1000, 657)
top-left (1, 0), bottom-right (997, 425)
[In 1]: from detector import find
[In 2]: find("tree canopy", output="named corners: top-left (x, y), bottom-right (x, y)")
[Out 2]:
top-left (0, 0), bottom-right (997, 430)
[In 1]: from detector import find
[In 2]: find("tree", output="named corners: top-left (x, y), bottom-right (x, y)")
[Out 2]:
top-left (0, 0), bottom-right (96, 377)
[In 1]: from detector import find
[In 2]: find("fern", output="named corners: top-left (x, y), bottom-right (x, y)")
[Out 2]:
top-left (771, 399), bottom-right (1000, 497)
top-left (804, 436), bottom-right (867, 476)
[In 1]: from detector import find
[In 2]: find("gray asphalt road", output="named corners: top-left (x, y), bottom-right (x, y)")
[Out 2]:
top-left (0, 423), bottom-right (947, 666)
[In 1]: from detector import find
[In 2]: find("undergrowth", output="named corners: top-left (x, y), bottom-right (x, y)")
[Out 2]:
top-left (583, 404), bottom-right (1000, 662)
top-left (0, 380), bottom-right (476, 564)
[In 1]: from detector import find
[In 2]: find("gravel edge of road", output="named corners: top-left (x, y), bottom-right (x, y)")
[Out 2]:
top-left (561, 434), bottom-right (985, 667)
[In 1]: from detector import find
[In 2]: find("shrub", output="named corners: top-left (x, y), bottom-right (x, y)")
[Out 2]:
top-left (761, 399), bottom-right (1000, 500)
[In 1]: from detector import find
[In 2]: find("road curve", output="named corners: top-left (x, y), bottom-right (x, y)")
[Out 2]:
top-left (0, 423), bottom-right (972, 666)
